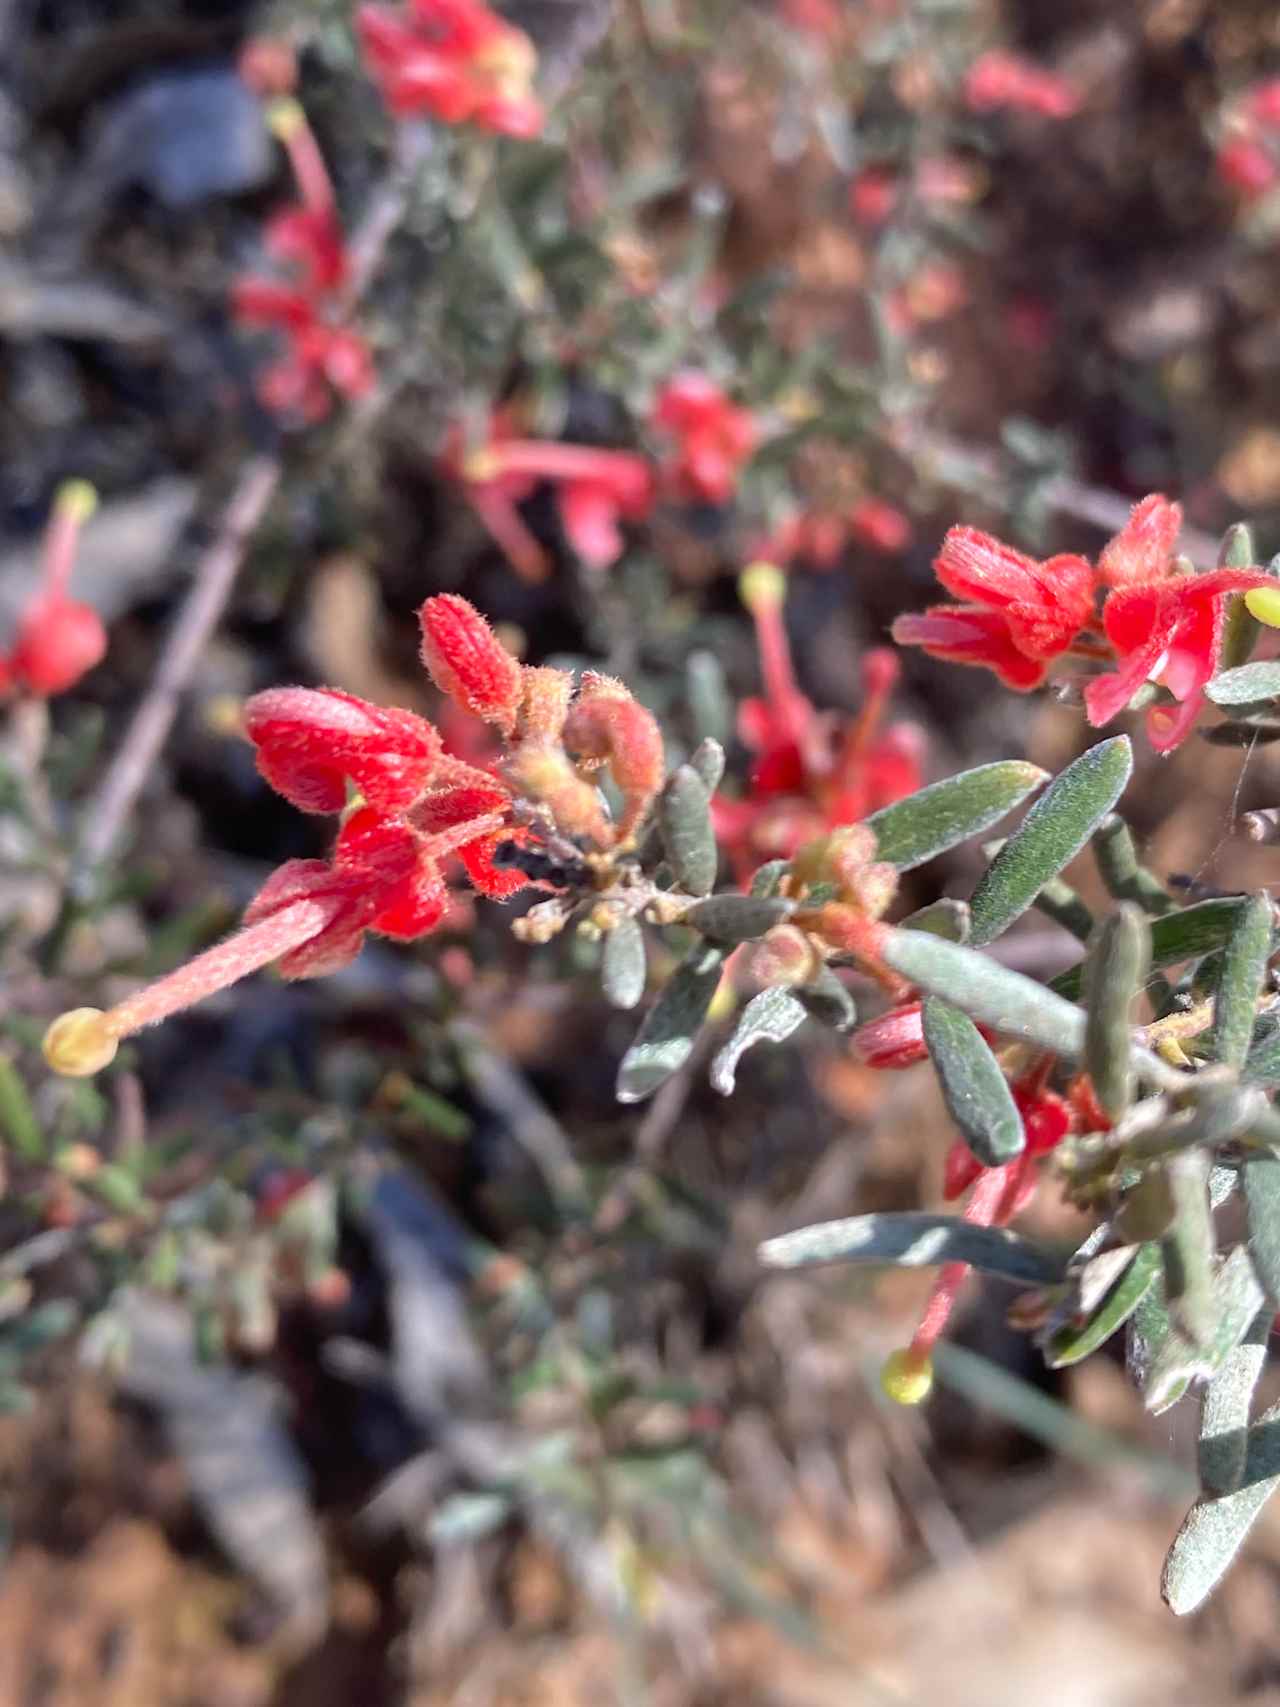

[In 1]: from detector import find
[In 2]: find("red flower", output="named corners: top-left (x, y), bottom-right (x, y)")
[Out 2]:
top-left (849, 498), bottom-right (912, 555)
top-left (2, 480), bottom-right (106, 700)
top-left (652, 373), bottom-right (758, 505)
top-left (716, 567), bottom-right (924, 873)
top-left (418, 592), bottom-right (525, 735)
top-left (449, 422), bottom-right (655, 576)
top-left (849, 167), bottom-right (898, 226)
top-left (892, 525), bottom-right (1095, 689)
top-left (357, 0), bottom-right (543, 137)
top-left (243, 687), bottom-right (444, 814)
top-left (1217, 136), bottom-right (1278, 199)
top-left (963, 50), bottom-right (1080, 120)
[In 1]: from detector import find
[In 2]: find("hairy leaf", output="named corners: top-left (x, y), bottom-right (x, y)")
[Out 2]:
top-left (1083, 905), bottom-right (1149, 1118)
top-left (881, 929), bottom-right (1085, 1058)
top-left (865, 760), bottom-right (1048, 873)
top-left (900, 898), bottom-right (970, 941)
top-left (1214, 893), bottom-right (1274, 1070)
top-left (711, 987), bottom-right (808, 1095)
top-left (1053, 897), bottom-right (1257, 1002)
top-left (1146, 1246), bottom-right (1265, 1414)
top-left (968, 737), bottom-right (1133, 946)
top-left (922, 996), bottom-right (1024, 1166)
top-left (617, 942), bottom-right (724, 1103)
top-left (1199, 1307), bottom-right (1269, 1496)
top-left (759, 1212), bottom-right (1062, 1284)
top-left (1243, 1152), bottom-right (1280, 1306)
top-left (657, 766), bottom-right (717, 896)
top-left (684, 893), bottom-right (794, 944)
top-left (1045, 1243), bottom-right (1161, 1368)
top-left (1162, 1396), bottom-right (1280, 1615)
top-left (1206, 660), bottom-right (1280, 707)
top-left (601, 916), bottom-right (647, 1010)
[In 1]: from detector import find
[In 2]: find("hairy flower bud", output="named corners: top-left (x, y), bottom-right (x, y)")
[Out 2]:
top-left (243, 687), bottom-right (441, 814)
top-left (419, 594), bottom-right (524, 736)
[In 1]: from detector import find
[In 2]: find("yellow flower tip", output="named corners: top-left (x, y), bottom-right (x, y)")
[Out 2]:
top-left (55, 479), bottom-right (98, 524)
top-left (42, 1008), bottom-right (118, 1078)
top-left (1245, 585), bottom-right (1280, 629)
top-left (266, 95), bottom-right (306, 139)
top-left (739, 562), bottom-right (787, 613)
top-left (879, 1347), bottom-right (934, 1406)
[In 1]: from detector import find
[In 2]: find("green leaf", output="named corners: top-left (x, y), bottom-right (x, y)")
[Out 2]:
top-left (1206, 661), bottom-right (1280, 707)
top-left (797, 968), bottom-right (857, 1032)
top-left (601, 916), bottom-right (647, 1010)
top-left (900, 898), bottom-right (970, 942)
top-left (1244, 1015), bottom-right (1280, 1085)
top-left (688, 736), bottom-right (726, 796)
top-left (1162, 1396), bottom-right (1280, 1615)
top-left (1032, 875), bottom-right (1095, 943)
top-left (0, 1056), bottom-right (44, 1163)
top-left (749, 860), bottom-right (790, 899)
top-left (1217, 523), bottom-right (1261, 674)
top-left (1243, 1152), bottom-right (1280, 1305)
top-left (657, 766), bottom-right (717, 896)
top-left (968, 738), bottom-right (1133, 946)
top-left (1045, 1243), bottom-right (1161, 1368)
top-left (616, 942), bottom-right (724, 1103)
top-left (760, 1211), bottom-right (1063, 1284)
top-left (865, 760), bottom-right (1048, 873)
top-left (711, 987), bottom-right (808, 1095)
top-left (1213, 893), bottom-right (1274, 1070)
top-left (1161, 1151), bottom-right (1217, 1353)
top-left (1052, 897), bottom-right (1256, 1002)
top-left (880, 929), bottom-right (1085, 1058)
top-left (922, 996), bottom-right (1025, 1167)
top-left (1199, 1306), bottom-right (1269, 1496)
top-left (1146, 1245), bottom-right (1264, 1414)
top-left (1092, 814), bottom-right (1177, 916)
top-left (1083, 905), bottom-right (1149, 1118)
top-left (684, 894), bottom-right (794, 944)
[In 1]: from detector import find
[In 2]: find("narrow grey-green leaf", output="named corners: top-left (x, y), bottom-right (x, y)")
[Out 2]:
top-left (760, 1212), bottom-right (1062, 1284)
top-left (1244, 1014), bottom-right (1280, 1086)
top-left (1243, 1152), bottom-right (1280, 1305)
top-left (865, 760), bottom-right (1048, 873)
top-left (1147, 1245), bottom-right (1264, 1414)
top-left (616, 942), bottom-right (724, 1103)
top-left (686, 650), bottom-right (733, 748)
top-left (749, 859), bottom-right (790, 899)
top-left (1217, 523), bottom-right (1261, 674)
top-left (922, 996), bottom-right (1025, 1167)
top-left (797, 967), bottom-right (857, 1031)
top-left (657, 766), bottom-right (717, 897)
top-left (1052, 897), bottom-right (1255, 1002)
top-left (1092, 814), bottom-right (1177, 915)
top-left (601, 916), bottom-right (647, 1010)
top-left (1084, 905), bottom-right (1149, 1118)
top-left (1045, 1243), bottom-right (1160, 1368)
top-left (1206, 661), bottom-right (1280, 707)
top-left (684, 893), bottom-right (794, 945)
top-left (1161, 1151), bottom-right (1217, 1353)
top-left (1033, 876), bottom-right (1095, 943)
top-left (688, 736), bottom-right (725, 795)
top-left (1129, 1279), bottom-right (1192, 1414)
top-left (1214, 893), bottom-right (1274, 1070)
top-left (1162, 1396), bottom-right (1280, 1615)
top-left (1199, 1307), bottom-right (1269, 1496)
top-left (881, 929), bottom-right (1085, 1058)
top-left (900, 898), bottom-right (970, 942)
top-left (968, 737), bottom-right (1133, 946)
top-left (711, 987), bottom-right (808, 1096)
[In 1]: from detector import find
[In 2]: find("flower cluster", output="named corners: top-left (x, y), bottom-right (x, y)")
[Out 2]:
top-left (444, 410), bottom-right (655, 580)
top-left (1216, 78), bottom-right (1280, 200)
top-left (357, 0), bottom-right (543, 137)
top-left (713, 565), bottom-right (923, 873)
top-left (231, 99), bottom-right (374, 422)
top-left (892, 494), bottom-right (1275, 752)
top-left (2, 481), bottom-right (106, 699)
top-left (962, 49), bottom-right (1081, 120)
top-left (43, 595), bottom-right (664, 1076)
top-left (651, 373), bottom-right (758, 506)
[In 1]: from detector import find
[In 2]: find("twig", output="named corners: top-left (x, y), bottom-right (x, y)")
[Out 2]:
top-left (72, 124), bottom-right (431, 880)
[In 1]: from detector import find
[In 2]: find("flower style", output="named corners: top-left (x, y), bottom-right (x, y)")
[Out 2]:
top-left (893, 495), bottom-right (1273, 752)
top-left (231, 99), bottom-right (374, 422)
top-left (4, 480), bottom-right (107, 698)
top-left (357, 0), bottom-right (543, 137)
top-left (651, 373), bottom-right (758, 505)
top-left (44, 595), bottom-right (665, 1075)
top-left (963, 50), bottom-right (1081, 120)
top-left (881, 1065), bottom-right (1075, 1405)
top-left (714, 565), bottom-right (924, 874)
top-left (445, 414), bottom-right (654, 580)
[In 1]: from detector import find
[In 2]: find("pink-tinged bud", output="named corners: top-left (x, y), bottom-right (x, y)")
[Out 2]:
top-left (850, 498), bottom-right (912, 555)
top-left (243, 687), bottom-right (442, 814)
top-left (10, 599), bottom-right (107, 697)
top-left (562, 673), bottom-right (665, 841)
top-left (851, 1000), bottom-right (925, 1069)
top-left (505, 745), bottom-right (610, 847)
top-left (860, 647), bottom-right (900, 700)
top-left (516, 665), bottom-right (574, 744)
top-left (334, 808), bottom-right (447, 940)
top-left (963, 50), bottom-right (1080, 119)
top-left (744, 924), bottom-right (823, 988)
top-left (849, 166), bottom-right (898, 226)
top-left (791, 823), bottom-right (879, 893)
top-left (419, 594), bottom-right (524, 736)
top-left (238, 36), bottom-right (299, 96)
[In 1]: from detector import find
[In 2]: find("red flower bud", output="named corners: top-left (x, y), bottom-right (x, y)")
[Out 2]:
top-left (9, 598), bottom-right (107, 697)
top-left (418, 594), bottom-right (524, 736)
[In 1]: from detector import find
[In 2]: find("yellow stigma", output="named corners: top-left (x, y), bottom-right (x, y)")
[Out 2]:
top-left (266, 96), bottom-right (306, 139)
top-left (55, 479), bottom-right (98, 524)
top-left (42, 1008), bottom-right (119, 1077)
top-left (1245, 586), bottom-right (1280, 629)
top-left (879, 1348), bottom-right (934, 1406)
top-left (462, 447), bottom-right (504, 483)
top-left (739, 562), bottom-right (786, 612)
